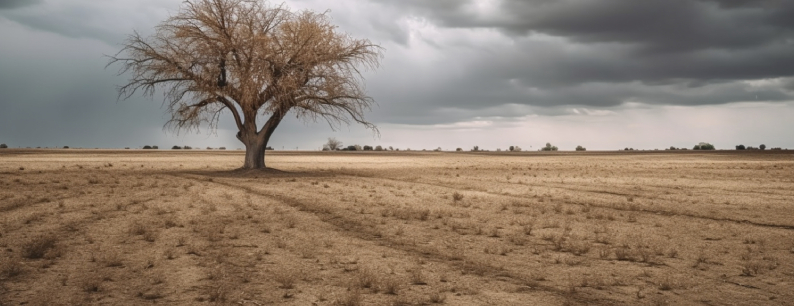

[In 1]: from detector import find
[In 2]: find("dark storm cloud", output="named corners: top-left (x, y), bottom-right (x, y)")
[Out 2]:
top-left (354, 0), bottom-right (794, 123)
top-left (0, 0), bottom-right (40, 9)
top-left (387, 0), bottom-right (794, 54)
top-left (0, 0), bottom-right (174, 44)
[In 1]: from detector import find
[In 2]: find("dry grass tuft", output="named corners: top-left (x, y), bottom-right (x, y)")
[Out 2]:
top-left (21, 234), bottom-right (58, 259)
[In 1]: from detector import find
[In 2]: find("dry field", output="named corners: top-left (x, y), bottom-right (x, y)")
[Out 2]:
top-left (1, 149), bottom-right (793, 306)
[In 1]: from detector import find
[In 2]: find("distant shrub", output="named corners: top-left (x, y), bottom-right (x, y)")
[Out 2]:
top-left (509, 146), bottom-right (515, 151)
top-left (206, 147), bottom-right (213, 150)
top-left (172, 146), bottom-right (182, 150)
top-left (472, 146), bottom-right (479, 152)
top-left (152, 146), bottom-right (159, 149)
top-left (219, 147), bottom-right (226, 150)
top-left (434, 147), bottom-right (442, 152)
top-left (0, 143), bottom-right (7, 149)
top-left (576, 145), bottom-right (586, 151)
top-left (63, 146), bottom-right (69, 149)
top-left (346, 145), bottom-right (357, 151)
top-left (125, 147), bottom-right (130, 149)
top-left (375, 145), bottom-right (384, 151)
top-left (355, 145), bottom-right (362, 151)
top-left (266, 146), bottom-right (274, 150)
top-left (760, 144), bottom-right (766, 150)
top-left (735, 145), bottom-right (746, 150)
top-left (513, 146), bottom-right (522, 152)
top-left (541, 143), bottom-right (558, 151)
top-left (184, 146), bottom-right (193, 150)
top-left (363, 145), bottom-right (373, 151)
top-left (456, 148), bottom-right (462, 152)
top-left (143, 145), bottom-right (153, 149)
top-left (388, 146), bottom-right (394, 151)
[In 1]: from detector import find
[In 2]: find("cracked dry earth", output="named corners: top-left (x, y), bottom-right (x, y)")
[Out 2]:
top-left (1, 149), bottom-right (793, 306)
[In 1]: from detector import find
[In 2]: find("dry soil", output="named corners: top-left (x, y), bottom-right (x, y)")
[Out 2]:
top-left (1, 149), bottom-right (793, 305)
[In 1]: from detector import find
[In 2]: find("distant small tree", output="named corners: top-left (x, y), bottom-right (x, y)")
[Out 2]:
top-left (736, 145), bottom-right (746, 150)
top-left (434, 147), bottom-right (442, 152)
top-left (143, 145), bottom-right (153, 149)
top-left (575, 145), bottom-right (586, 151)
top-left (172, 145), bottom-right (182, 150)
top-left (63, 146), bottom-right (70, 149)
top-left (514, 146), bottom-right (522, 152)
top-left (207, 147), bottom-right (214, 150)
top-left (219, 147), bottom-right (226, 150)
top-left (760, 144), bottom-right (766, 150)
top-left (153, 145), bottom-right (159, 149)
top-left (509, 146), bottom-right (515, 151)
top-left (375, 145), bottom-right (383, 151)
top-left (541, 143), bottom-right (558, 151)
top-left (388, 146), bottom-right (394, 151)
top-left (347, 145), bottom-right (357, 151)
top-left (326, 138), bottom-right (343, 151)
top-left (472, 146), bottom-right (479, 152)
top-left (363, 145), bottom-right (373, 151)
top-left (0, 144), bottom-right (7, 149)
top-left (266, 146), bottom-right (274, 150)
top-left (184, 146), bottom-right (193, 150)
top-left (456, 148), bottom-right (462, 152)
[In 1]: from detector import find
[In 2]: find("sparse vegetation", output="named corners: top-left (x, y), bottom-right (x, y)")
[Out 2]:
top-left (0, 143), bottom-right (7, 149)
top-left (576, 145), bottom-right (586, 151)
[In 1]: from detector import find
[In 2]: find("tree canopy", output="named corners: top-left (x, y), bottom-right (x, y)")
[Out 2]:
top-left (110, 0), bottom-right (382, 168)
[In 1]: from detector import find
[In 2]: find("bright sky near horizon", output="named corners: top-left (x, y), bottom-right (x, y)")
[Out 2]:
top-left (1, 0), bottom-right (794, 151)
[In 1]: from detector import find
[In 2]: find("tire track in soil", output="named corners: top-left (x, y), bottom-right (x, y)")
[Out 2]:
top-left (169, 173), bottom-right (628, 306)
top-left (353, 175), bottom-right (794, 231)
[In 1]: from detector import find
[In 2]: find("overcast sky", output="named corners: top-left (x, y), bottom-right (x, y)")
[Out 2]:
top-left (1, 0), bottom-right (793, 151)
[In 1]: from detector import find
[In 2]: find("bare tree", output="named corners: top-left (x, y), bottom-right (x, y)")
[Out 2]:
top-left (325, 137), bottom-right (342, 151)
top-left (109, 0), bottom-right (382, 169)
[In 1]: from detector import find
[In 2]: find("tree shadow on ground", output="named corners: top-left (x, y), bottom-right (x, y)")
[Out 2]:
top-left (183, 167), bottom-right (337, 179)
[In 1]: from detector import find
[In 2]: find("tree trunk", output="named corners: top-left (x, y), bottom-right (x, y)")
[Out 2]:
top-left (242, 136), bottom-right (267, 169)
